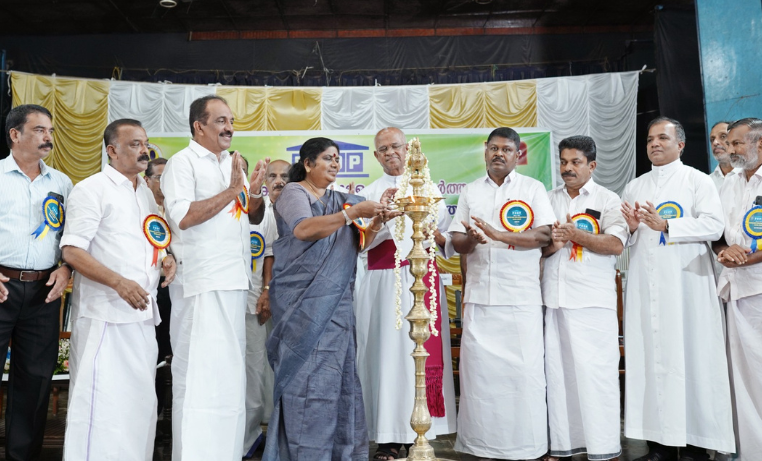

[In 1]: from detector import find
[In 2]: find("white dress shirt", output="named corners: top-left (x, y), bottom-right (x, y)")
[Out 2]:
top-left (717, 165), bottom-right (762, 302)
top-left (0, 154), bottom-right (72, 270)
top-left (709, 164), bottom-right (740, 191)
top-left (247, 196), bottom-right (277, 313)
top-left (448, 171), bottom-right (555, 306)
top-left (161, 140), bottom-right (250, 298)
top-left (542, 179), bottom-right (628, 310)
top-left (61, 165), bottom-right (160, 324)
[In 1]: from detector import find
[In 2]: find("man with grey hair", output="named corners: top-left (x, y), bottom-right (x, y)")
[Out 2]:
top-left (713, 117), bottom-right (762, 461)
top-left (621, 116), bottom-right (733, 461)
top-left (708, 121), bottom-right (738, 190)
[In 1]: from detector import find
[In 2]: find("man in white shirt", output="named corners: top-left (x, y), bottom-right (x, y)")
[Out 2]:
top-left (448, 127), bottom-right (554, 460)
top-left (160, 95), bottom-right (268, 460)
top-left (542, 136), bottom-right (626, 461)
top-left (708, 121), bottom-right (738, 191)
top-left (713, 117), bottom-right (762, 461)
top-left (621, 117), bottom-right (733, 461)
top-left (61, 119), bottom-right (177, 460)
top-left (355, 128), bottom-right (457, 460)
top-left (242, 159), bottom-right (289, 459)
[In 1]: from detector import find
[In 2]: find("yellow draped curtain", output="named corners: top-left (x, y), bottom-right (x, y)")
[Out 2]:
top-left (11, 72), bottom-right (108, 184)
top-left (436, 255), bottom-right (462, 319)
top-left (217, 86), bottom-right (322, 131)
top-left (428, 80), bottom-right (537, 128)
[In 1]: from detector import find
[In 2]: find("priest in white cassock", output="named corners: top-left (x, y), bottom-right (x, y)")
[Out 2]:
top-left (355, 127), bottom-right (457, 460)
top-left (449, 127), bottom-right (554, 460)
top-left (242, 159), bottom-right (289, 458)
top-left (61, 119), bottom-right (177, 460)
top-left (713, 118), bottom-right (762, 461)
top-left (621, 116), bottom-right (734, 461)
top-left (541, 136), bottom-right (626, 461)
top-left (161, 95), bottom-right (269, 460)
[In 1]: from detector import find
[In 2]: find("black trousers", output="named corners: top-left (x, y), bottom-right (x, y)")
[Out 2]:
top-left (155, 278), bottom-right (172, 415)
top-left (649, 441), bottom-right (710, 460)
top-left (0, 278), bottom-right (60, 461)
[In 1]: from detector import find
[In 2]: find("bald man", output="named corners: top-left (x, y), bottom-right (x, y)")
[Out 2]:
top-left (242, 159), bottom-right (289, 458)
top-left (355, 127), bottom-right (456, 459)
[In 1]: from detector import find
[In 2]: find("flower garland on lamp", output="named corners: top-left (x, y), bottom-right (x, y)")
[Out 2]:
top-left (392, 138), bottom-right (441, 337)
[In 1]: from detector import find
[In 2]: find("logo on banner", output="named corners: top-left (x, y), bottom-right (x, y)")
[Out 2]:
top-left (287, 141), bottom-right (370, 178)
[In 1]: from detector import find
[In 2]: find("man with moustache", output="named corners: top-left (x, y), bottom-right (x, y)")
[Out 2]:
top-left (709, 121), bottom-right (738, 190)
top-left (713, 118), bottom-right (762, 461)
top-left (541, 136), bottom-right (626, 461)
top-left (160, 95), bottom-right (269, 459)
top-left (60, 119), bottom-right (177, 459)
top-left (448, 127), bottom-right (554, 460)
top-left (355, 127), bottom-right (457, 460)
top-left (242, 159), bottom-right (289, 459)
top-left (621, 117), bottom-right (733, 461)
top-left (0, 104), bottom-right (72, 461)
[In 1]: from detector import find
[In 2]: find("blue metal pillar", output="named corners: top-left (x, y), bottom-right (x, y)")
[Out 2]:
top-left (696, 0), bottom-right (762, 169)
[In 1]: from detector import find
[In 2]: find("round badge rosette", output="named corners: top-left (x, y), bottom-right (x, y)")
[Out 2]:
top-left (743, 206), bottom-right (762, 253)
top-left (499, 200), bottom-right (534, 233)
top-left (143, 214), bottom-right (172, 266)
top-left (31, 196), bottom-right (65, 240)
top-left (250, 231), bottom-right (265, 271)
top-left (569, 213), bottom-right (600, 261)
top-left (229, 185), bottom-right (250, 220)
top-left (656, 201), bottom-right (683, 245)
top-left (343, 203), bottom-right (369, 231)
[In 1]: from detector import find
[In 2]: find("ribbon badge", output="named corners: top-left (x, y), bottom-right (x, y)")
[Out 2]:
top-left (343, 204), bottom-right (369, 250)
top-left (742, 206), bottom-right (762, 253)
top-left (500, 200), bottom-right (534, 250)
top-left (569, 213), bottom-right (600, 261)
top-left (250, 231), bottom-right (265, 271)
top-left (229, 185), bottom-right (249, 220)
top-left (31, 196), bottom-right (65, 240)
top-left (656, 201), bottom-right (683, 245)
top-left (143, 214), bottom-right (171, 267)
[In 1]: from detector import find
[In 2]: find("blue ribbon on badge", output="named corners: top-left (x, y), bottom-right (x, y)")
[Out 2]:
top-left (250, 231), bottom-right (265, 271)
top-left (742, 206), bottom-right (762, 253)
top-left (31, 196), bottom-right (64, 240)
top-left (655, 201), bottom-right (683, 246)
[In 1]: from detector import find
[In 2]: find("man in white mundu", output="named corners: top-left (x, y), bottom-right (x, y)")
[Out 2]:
top-left (713, 118), bottom-right (762, 461)
top-left (242, 160), bottom-right (289, 458)
top-left (61, 119), bottom-right (176, 460)
top-left (449, 127), bottom-right (554, 460)
top-left (355, 127), bottom-right (457, 460)
top-left (161, 95), bottom-right (269, 460)
top-left (621, 117), bottom-right (734, 461)
top-left (541, 136), bottom-right (626, 461)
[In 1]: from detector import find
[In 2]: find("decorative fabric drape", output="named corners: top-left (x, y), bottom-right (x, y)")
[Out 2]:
top-left (321, 86), bottom-right (430, 130)
top-left (537, 72), bottom-right (638, 194)
top-left (217, 86), bottom-right (322, 131)
top-left (436, 255), bottom-right (462, 319)
top-left (11, 72), bottom-right (108, 184)
top-left (108, 81), bottom-right (217, 132)
top-left (428, 80), bottom-right (537, 129)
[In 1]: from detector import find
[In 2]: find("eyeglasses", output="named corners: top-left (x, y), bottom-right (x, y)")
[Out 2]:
top-left (377, 143), bottom-right (405, 154)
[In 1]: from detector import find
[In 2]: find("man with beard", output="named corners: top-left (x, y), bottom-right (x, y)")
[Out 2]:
top-left (709, 121), bottom-right (738, 190)
top-left (621, 117), bottom-right (733, 461)
top-left (242, 159), bottom-right (289, 458)
top-left (61, 119), bottom-right (177, 459)
top-left (0, 104), bottom-right (72, 461)
top-left (160, 95), bottom-right (269, 459)
top-left (448, 127), bottom-right (554, 460)
top-left (355, 127), bottom-right (457, 460)
top-left (713, 118), bottom-right (762, 461)
top-left (542, 136), bottom-right (626, 461)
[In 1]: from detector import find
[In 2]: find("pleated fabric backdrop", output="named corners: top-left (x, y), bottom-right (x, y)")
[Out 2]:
top-left (10, 70), bottom-right (638, 193)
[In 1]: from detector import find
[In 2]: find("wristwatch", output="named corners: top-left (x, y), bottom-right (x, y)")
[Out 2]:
top-left (341, 208), bottom-right (352, 226)
top-left (250, 189), bottom-right (263, 199)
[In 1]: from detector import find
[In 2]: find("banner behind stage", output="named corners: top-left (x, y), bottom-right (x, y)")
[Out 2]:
top-left (146, 128), bottom-right (554, 213)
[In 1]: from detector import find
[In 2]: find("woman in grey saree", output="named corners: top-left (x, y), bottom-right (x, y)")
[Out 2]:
top-left (263, 138), bottom-right (398, 461)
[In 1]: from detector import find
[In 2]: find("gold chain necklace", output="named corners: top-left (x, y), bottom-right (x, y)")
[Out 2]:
top-left (303, 179), bottom-right (327, 207)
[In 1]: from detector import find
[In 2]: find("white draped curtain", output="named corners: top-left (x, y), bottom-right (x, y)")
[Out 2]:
top-left (537, 71), bottom-right (638, 194)
top-left (321, 85), bottom-right (430, 131)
